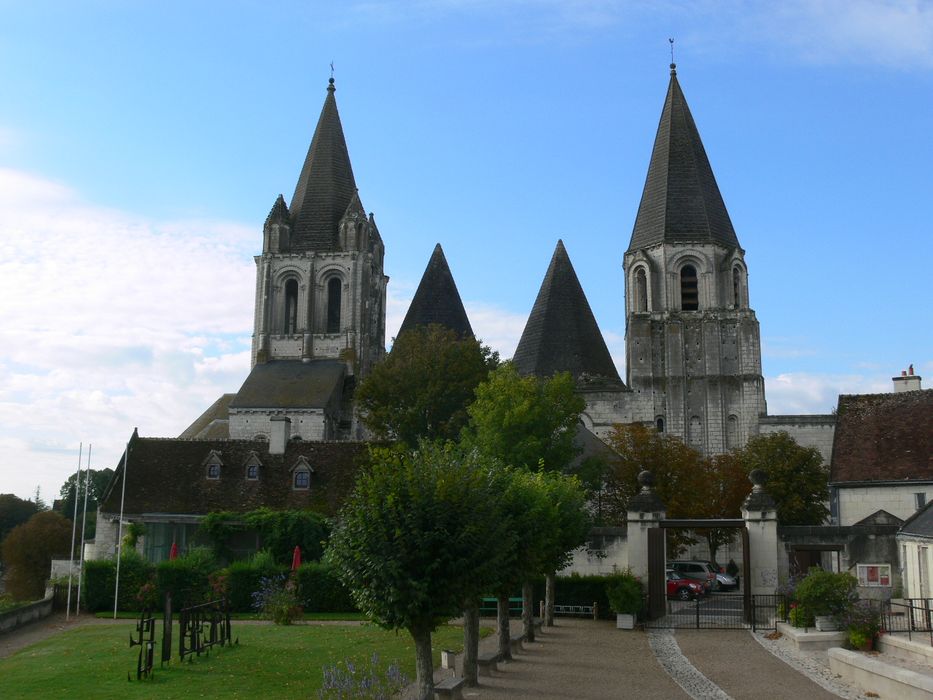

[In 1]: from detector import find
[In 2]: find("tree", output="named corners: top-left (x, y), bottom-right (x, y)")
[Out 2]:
top-left (356, 325), bottom-right (498, 447)
top-left (731, 431), bottom-right (829, 525)
top-left (0, 494), bottom-right (39, 543)
top-left (1, 511), bottom-right (73, 600)
top-left (55, 468), bottom-right (114, 541)
top-left (325, 443), bottom-right (510, 700)
top-left (463, 363), bottom-right (585, 472)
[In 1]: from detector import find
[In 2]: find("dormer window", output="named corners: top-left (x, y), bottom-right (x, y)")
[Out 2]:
top-left (247, 464), bottom-right (259, 480)
top-left (207, 463), bottom-right (221, 480)
top-left (291, 456), bottom-right (314, 491)
top-left (202, 449), bottom-right (224, 481)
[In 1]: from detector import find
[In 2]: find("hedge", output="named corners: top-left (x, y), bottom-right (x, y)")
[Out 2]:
top-left (84, 554), bottom-right (154, 612)
top-left (531, 574), bottom-right (626, 620)
top-left (225, 559), bottom-right (286, 612)
top-left (294, 562), bottom-right (357, 613)
top-left (156, 557), bottom-right (214, 608)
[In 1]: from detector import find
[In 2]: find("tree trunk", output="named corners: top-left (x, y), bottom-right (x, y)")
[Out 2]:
top-left (545, 572), bottom-right (556, 627)
top-left (410, 625), bottom-right (434, 700)
top-left (522, 581), bottom-right (534, 643)
top-left (462, 601), bottom-right (479, 686)
top-left (497, 593), bottom-right (512, 661)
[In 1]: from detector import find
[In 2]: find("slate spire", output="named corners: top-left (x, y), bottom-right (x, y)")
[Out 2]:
top-left (398, 244), bottom-right (473, 338)
top-left (289, 78), bottom-right (357, 251)
top-left (628, 65), bottom-right (739, 251)
top-left (513, 241), bottom-right (622, 384)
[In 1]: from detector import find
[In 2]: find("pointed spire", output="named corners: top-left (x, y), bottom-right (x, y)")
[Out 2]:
top-left (289, 78), bottom-right (357, 251)
top-left (513, 241), bottom-right (623, 385)
top-left (628, 68), bottom-right (739, 251)
top-left (265, 194), bottom-right (290, 226)
top-left (398, 244), bottom-right (473, 338)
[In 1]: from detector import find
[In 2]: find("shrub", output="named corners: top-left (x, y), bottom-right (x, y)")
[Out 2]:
top-left (1, 511), bottom-right (72, 600)
top-left (530, 574), bottom-right (621, 619)
top-left (225, 551), bottom-right (286, 612)
top-left (605, 571), bottom-right (644, 615)
top-left (156, 553), bottom-right (213, 607)
top-left (253, 574), bottom-right (302, 624)
top-left (83, 553), bottom-right (155, 612)
top-left (200, 509), bottom-right (329, 565)
top-left (295, 562), bottom-right (357, 613)
top-left (841, 600), bottom-right (881, 649)
top-left (795, 568), bottom-right (857, 618)
top-left (319, 653), bottom-right (409, 699)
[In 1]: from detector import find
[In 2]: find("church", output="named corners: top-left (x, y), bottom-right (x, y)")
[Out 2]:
top-left (95, 66), bottom-right (930, 564)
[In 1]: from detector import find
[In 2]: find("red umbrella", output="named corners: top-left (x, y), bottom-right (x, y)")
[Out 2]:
top-left (291, 545), bottom-right (302, 571)
top-left (169, 541), bottom-right (179, 560)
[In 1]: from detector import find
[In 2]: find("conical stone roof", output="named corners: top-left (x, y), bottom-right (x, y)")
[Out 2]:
top-left (512, 241), bottom-right (622, 384)
top-left (398, 244), bottom-right (473, 338)
top-left (289, 78), bottom-right (357, 252)
top-left (628, 66), bottom-right (739, 251)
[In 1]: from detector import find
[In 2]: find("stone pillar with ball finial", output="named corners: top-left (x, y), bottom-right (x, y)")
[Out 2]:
top-left (742, 469), bottom-right (779, 594)
top-left (626, 470), bottom-right (666, 583)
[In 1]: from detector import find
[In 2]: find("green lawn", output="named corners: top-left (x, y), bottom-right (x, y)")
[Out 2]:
top-left (94, 610), bottom-right (369, 622)
top-left (0, 622), bottom-right (476, 699)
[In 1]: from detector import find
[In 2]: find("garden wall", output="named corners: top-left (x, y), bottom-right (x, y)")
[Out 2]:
top-left (0, 596), bottom-right (53, 635)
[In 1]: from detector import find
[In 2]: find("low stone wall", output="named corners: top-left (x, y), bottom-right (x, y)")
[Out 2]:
top-left (829, 647), bottom-right (933, 700)
top-left (0, 596), bottom-right (54, 635)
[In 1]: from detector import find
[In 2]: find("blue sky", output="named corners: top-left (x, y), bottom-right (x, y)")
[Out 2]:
top-left (1, 1), bottom-right (931, 502)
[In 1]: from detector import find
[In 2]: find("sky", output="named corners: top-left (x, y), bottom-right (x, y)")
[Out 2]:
top-left (0, 1), bottom-right (931, 503)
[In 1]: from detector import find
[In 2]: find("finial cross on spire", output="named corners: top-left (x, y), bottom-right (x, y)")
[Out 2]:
top-left (668, 37), bottom-right (676, 75)
top-left (330, 61), bottom-right (334, 80)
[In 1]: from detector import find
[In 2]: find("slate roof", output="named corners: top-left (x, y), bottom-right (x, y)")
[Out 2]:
top-left (289, 79), bottom-right (357, 252)
top-left (628, 66), bottom-right (740, 252)
top-left (512, 240), bottom-right (623, 385)
top-left (830, 389), bottom-right (933, 483)
top-left (398, 244), bottom-right (473, 338)
top-left (99, 435), bottom-right (369, 517)
top-left (230, 360), bottom-right (346, 410)
top-left (900, 500), bottom-right (933, 538)
top-left (179, 394), bottom-right (234, 439)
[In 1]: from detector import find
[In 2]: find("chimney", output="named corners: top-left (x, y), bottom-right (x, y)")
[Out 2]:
top-left (893, 365), bottom-right (923, 393)
top-left (269, 416), bottom-right (291, 455)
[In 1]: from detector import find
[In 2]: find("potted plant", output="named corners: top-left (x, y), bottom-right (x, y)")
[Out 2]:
top-left (842, 601), bottom-right (882, 651)
top-left (606, 571), bottom-right (643, 630)
top-left (794, 568), bottom-right (857, 631)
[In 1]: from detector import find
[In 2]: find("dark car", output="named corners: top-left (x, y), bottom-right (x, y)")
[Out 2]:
top-left (666, 570), bottom-right (705, 600)
top-left (668, 560), bottom-right (716, 592)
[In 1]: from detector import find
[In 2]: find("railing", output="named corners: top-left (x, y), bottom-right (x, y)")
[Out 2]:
top-left (882, 598), bottom-right (933, 646)
top-left (645, 593), bottom-right (784, 630)
top-left (178, 599), bottom-right (233, 660)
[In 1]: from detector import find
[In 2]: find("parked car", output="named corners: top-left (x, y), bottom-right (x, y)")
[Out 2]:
top-left (666, 569), bottom-right (705, 600)
top-left (668, 560), bottom-right (717, 592)
top-left (693, 560), bottom-right (739, 591)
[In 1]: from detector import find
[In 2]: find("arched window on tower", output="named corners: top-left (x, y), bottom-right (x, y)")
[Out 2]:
top-left (326, 278), bottom-right (342, 334)
top-left (726, 414), bottom-right (739, 449)
top-left (732, 267), bottom-right (744, 309)
top-left (655, 416), bottom-right (665, 433)
top-left (681, 265), bottom-right (699, 311)
top-left (284, 279), bottom-right (298, 334)
top-left (635, 268), bottom-right (648, 313)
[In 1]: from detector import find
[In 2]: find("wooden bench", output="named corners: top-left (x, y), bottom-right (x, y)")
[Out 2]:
top-left (476, 651), bottom-right (499, 676)
top-left (434, 676), bottom-right (465, 700)
top-left (480, 597), bottom-right (522, 616)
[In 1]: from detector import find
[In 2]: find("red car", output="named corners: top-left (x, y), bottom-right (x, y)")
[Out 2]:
top-left (666, 569), bottom-right (705, 600)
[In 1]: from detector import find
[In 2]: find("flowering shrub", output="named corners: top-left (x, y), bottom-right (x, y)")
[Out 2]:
top-left (135, 580), bottom-right (159, 611)
top-left (841, 600), bottom-right (882, 649)
top-left (318, 653), bottom-right (408, 699)
top-left (251, 574), bottom-right (302, 625)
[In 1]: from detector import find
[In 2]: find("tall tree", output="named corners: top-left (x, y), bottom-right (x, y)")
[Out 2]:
top-left (1, 511), bottom-right (72, 600)
top-left (325, 443), bottom-right (510, 700)
top-left (356, 325), bottom-right (498, 447)
top-left (731, 431), bottom-right (829, 525)
top-left (55, 468), bottom-right (114, 541)
top-left (0, 494), bottom-right (38, 544)
top-left (463, 363), bottom-right (585, 472)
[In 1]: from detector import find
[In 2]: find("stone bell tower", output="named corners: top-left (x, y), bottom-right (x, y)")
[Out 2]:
top-left (623, 65), bottom-right (766, 454)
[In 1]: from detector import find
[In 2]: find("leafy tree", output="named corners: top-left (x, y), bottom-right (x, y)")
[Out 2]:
top-left (463, 363), bottom-right (585, 472)
top-left (55, 468), bottom-right (114, 541)
top-left (731, 431), bottom-right (829, 525)
top-left (356, 325), bottom-right (498, 447)
top-left (1, 511), bottom-right (72, 600)
top-left (694, 453), bottom-right (752, 563)
top-left (0, 494), bottom-right (38, 543)
top-left (326, 443), bottom-right (510, 700)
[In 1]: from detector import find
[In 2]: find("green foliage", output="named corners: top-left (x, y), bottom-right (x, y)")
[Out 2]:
top-left (794, 568), bottom-right (857, 617)
top-left (200, 508), bottom-right (329, 565)
top-left (530, 574), bottom-right (620, 620)
top-left (842, 600), bottom-right (881, 649)
top-left (0, 510), bottom-right (73, 600)
top-left (295, 562), bottom-right (357, 613)
top-left (252, 574), bottom-right (302, 625)
top-left (56, 468), bottom-right (114, 537)
top-left (326, 442), bottom-right (510, 634)
top-left (0, 493), bottom-right (39, 544)
top-left (605, 571), bottom-right (644, 615)
top-left (356, 324), bottom-right (499, 446)
top-left (224, 551), bottom-right (286, 612)
top-left (83, 553), bottom-right (155, 612)
top-left (731, 432), bottom-right (829, 525)
top-left (536, 471), bottom-right (591, 575)
top-left (156, 551), bottom-right (214, 607)
top-left (463, 363), bottom-right (584, 471)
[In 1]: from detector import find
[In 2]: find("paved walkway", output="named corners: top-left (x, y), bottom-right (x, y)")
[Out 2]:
top-left (462, 619), bottom-right (844, 699)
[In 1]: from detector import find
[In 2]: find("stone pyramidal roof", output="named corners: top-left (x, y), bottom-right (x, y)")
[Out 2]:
top-left (289, 78), bottom-right (357, 251)
top-left (398, 244), bottom-right (473, 337)
top-left (628, 65), bottom-right (739, 251)
top-left (513, 240), bottom-right (623, 385)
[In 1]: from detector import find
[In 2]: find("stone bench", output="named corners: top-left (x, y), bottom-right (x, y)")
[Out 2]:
top-left (510, 633), bottom-right (524, 654)
top-left (477, 651), bottom-right (499, 675)
top-left (434, 676), bottom-right (464, 700)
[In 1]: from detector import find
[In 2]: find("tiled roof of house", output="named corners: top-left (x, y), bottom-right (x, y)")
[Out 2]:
top-left (179, 394), bottom-right (235, 439)
top-left (289, 79), bottom-right (358, 252)
top-left (512, 240), bottom-right (623, 385)
top-left (830, 389), bottom-right (933, 483)
top-left (899, 500), bottom-right (933, 538)
top-left (628, 66), bottom-right (739, 252)
top-left (99, 435), bottom-right (370, 517)
top-left (230, 360), bottom-right (345, 410)
top-left (398, 244), bottom-right (473, 338)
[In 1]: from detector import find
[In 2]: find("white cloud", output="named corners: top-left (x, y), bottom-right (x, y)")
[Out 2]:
top-left (0, 167), bottom-right (255, 502)
top-left (764, 371), bottom-right (890, 415)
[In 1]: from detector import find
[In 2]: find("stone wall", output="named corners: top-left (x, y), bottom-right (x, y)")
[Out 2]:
top-left (759, 414), bottom-right (836, 465)
top-left (0, 596), bottom-right (53, 634)
top-left (560, 527), bottom-right (628, 576)
top-left (836, 484), bottom-right (931, 526)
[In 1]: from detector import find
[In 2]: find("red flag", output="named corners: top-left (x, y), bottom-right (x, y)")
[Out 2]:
top-left (291, 545), bottom-right (301, 571)
top-left (169, 541), bottom-right (179, 560)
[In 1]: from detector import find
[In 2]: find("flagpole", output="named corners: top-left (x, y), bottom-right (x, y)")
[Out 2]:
top-left (76, 444), bottom-right (91, 616)
top-left (113, 437), bottom-right (130, 619)
top-left (66, 443), bottom-right (83, 622)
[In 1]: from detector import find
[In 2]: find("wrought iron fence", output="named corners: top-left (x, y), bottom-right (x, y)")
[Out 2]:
top-left (129, 609), bottom-right (156, 680)
top-left (881, 598), bottom-right (933, 646)
top-left (178, 599), bottom-right (233, 661)
top-left (645, 593), bottom-right (784, 630)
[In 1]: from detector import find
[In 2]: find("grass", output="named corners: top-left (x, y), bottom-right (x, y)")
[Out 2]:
top-left (0, 621), bottom-right (481, 699)
top-left (94, 610), bottom-right (369, 622)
